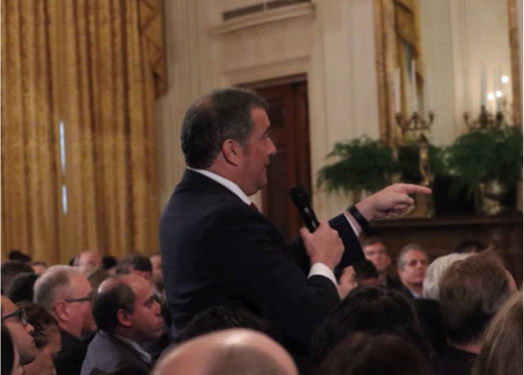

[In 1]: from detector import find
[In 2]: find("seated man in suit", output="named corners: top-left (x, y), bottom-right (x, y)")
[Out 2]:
top-left (397, 243), bottom-right (429, 299)
top-left (361, 237), bottom-right (402, 290)
top-left (81, 274), bottom-right (164, 375)
top-left (34, 266), bottom-right (96, 375)
top-left (160, 88), bottom-right (431, 372)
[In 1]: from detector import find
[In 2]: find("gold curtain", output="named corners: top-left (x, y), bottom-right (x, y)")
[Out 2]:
top-left (1, 0), bottom-right (62, 264)
top-left (1, 0), bottom-right (165, 263)
top-left (394, 0), bottom-right (424, 99)
top-left (374, 0), bottom-right (395, 145)
top-left (374, 0), bottom-right (423, 146)
top-left (393, 0), bottom-right (422, 59)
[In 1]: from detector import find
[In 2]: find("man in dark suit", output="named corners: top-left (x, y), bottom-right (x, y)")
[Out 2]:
top-left (361, 237), bottom-right (403, 291)
top-left (160, 88), bottom-right (431, 371)
top-left (81, 274), bottom-right (164, 375)
top-left (397, 243), bottom-right (429, 299)
top-left (33, 266), bottom-right (97, 375)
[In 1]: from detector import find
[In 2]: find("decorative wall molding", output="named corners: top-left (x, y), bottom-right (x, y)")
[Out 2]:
top-left (208, 2), bottom-right (315, 36)
top-left (223, 56), bottom-right (309, 85)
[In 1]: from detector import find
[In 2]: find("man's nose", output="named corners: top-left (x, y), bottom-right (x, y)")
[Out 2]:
top-left (26, 322), bottom-right (35, 335)
top-left (268, 138), bottom-right (277, 155)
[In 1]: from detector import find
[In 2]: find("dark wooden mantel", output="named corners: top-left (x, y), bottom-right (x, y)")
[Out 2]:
top-left (364, 213), bottom-right (523, 286)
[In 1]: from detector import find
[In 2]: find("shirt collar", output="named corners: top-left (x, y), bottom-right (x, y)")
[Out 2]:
top-left (188, 167), bottom-right (251, 205)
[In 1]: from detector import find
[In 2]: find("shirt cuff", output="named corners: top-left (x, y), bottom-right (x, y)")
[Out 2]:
top-left (308, 262), bottom-right (337, 287)
top-left (344, 212), bottom-right (361, 236)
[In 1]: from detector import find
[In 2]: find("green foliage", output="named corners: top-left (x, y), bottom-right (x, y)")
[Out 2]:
top-left (317, 137), bottom-right (398, 193)
top-left (446, 126), bottom-right (523, 197)
top-left (397, 142), bottom-right (447, 184)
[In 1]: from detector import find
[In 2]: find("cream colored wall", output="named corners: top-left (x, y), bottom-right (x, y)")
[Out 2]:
top-left (156, 0), bottom-right (379, 219)
top-left (311, 0), bottom-right (379, 218)
top-left (420, 0), bottom-right (512, 146)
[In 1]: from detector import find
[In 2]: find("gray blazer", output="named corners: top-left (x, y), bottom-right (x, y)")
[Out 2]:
top-left (80, 331), bottom-right (151, 375)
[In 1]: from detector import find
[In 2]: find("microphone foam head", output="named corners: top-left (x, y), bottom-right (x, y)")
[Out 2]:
top-left (289, 185), bottom-right (310, 208)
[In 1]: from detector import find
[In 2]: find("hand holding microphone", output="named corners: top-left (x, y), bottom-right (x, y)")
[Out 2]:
top-left (289, 185), bottom-right (319, 233)
top-left (290, 185), bottom-right (343, 270)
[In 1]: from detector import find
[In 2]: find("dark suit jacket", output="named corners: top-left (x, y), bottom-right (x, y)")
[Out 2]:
top-left (54, 329), bottom-right (88, 375)
top-left (385, 275), bottom-right (403, 291)
top-left (80, 331), bottom-right (151, 375)
top-left (160, 170), bottom-right (364, 353)
top-left (438, 346), bottom-right (477, 375)
top-left (400, 283), bottom-right (419, 299)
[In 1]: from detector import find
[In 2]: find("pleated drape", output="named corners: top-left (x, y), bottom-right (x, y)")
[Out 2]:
top-left (2, 0), bottom-right (165, 263)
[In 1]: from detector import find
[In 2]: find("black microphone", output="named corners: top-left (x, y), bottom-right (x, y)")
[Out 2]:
top-left (289, 185), bottom-right (319, 233)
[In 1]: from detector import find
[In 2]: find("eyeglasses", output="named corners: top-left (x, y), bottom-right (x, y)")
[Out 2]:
top-left (1, 308), bottom-right (28, 326)
top-left (64, 292), bottom-right (93, 303)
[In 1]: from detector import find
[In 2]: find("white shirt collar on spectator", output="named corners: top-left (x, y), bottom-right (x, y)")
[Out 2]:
top-left (188, 167), bottom-right (251, 205)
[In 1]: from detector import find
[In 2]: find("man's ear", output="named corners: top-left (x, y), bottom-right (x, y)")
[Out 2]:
top-left (116, 309), bottom-right (132, 328)
top-left (221, 139), bottom-right (243, 165)
top-left (53, 300), bottom-right (69, 323)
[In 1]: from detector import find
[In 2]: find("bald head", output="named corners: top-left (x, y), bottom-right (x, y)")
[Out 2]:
top-left (98, 274), bottom-right (149, 294)
top-left (153, 329), bottom-right (298, 375)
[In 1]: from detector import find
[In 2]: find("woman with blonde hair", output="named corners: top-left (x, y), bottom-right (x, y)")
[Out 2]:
top-left (472, 291), bottom-right (522, 375)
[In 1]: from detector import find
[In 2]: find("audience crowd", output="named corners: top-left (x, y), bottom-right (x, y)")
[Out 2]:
top-left (1, 239), bottom-right (521, 375)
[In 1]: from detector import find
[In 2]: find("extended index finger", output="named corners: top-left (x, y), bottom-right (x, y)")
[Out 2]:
top-left (398, 184), bottom-right (432, 195)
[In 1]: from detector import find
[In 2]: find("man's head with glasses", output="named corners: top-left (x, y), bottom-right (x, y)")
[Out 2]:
top-left (1, 296), bottom-right (37, 365)
top-left (16, 301), bottom-right (62, 375)
top-left (34, 265), bottom-right (97, 339)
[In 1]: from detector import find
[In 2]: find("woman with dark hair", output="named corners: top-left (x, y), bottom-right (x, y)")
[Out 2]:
top-left (2, 324), bottom-right (23, 375)
top-left (311, 286), bottom-right (433, 368)
top-left (16, 302), bottom-right (61, 375)
top-left (316, 332), bottom-right (432, 375)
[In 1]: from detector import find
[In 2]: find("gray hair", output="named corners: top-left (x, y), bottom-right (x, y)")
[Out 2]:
top-left (33, 265), bottom-right (81, 313)
top-left (422, 253), bottom-right (472, 300)
top-left (397, 244), bottom-right (428, 270)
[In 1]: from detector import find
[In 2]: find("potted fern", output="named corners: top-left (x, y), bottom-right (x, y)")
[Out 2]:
top-left (317, 137), bottom-right (398, 198)
top-left (446, 126), bottom-right (523, 214)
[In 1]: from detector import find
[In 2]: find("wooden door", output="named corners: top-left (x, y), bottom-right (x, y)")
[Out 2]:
top-left (255, 81), bottom-right (311, 241)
